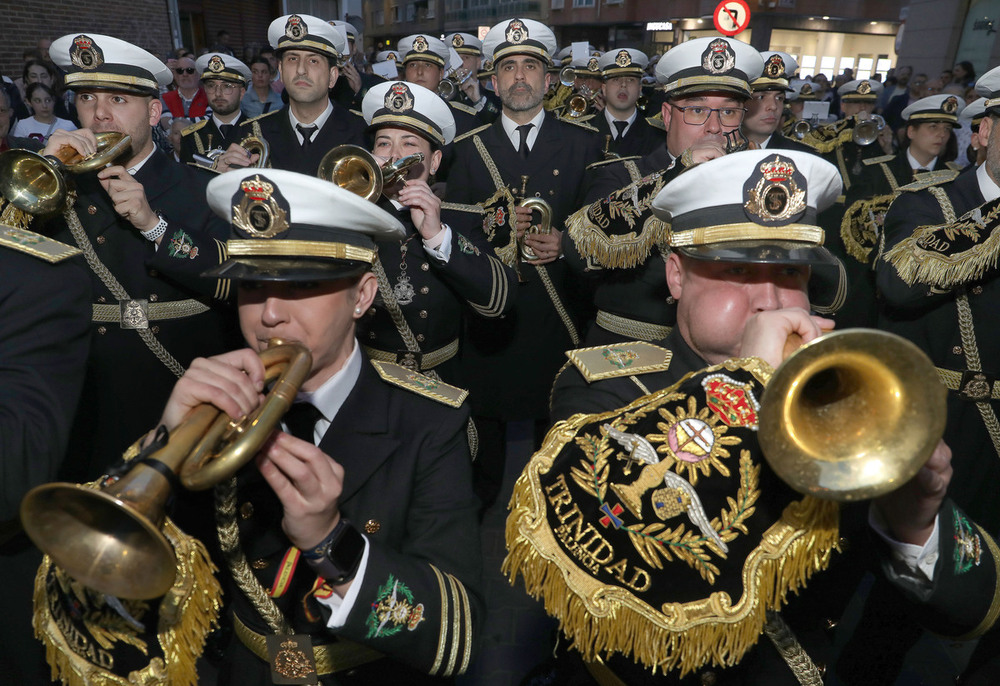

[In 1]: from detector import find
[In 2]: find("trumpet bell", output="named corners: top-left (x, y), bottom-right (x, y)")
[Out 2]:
top-left (318, 145), bottom-right (384, 201)
top-left (437, 78), bottom-right (457, 101)
top-left (559, 66), bottom-right (576, 88)
top-left (852, 114), bottom-right (885, 146)
top-left (792, 119), bottom-right (813, 140)
top-left (759, 329), bottom-right (946, 501)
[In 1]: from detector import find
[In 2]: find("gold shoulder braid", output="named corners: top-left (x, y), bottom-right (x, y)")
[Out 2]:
top-left (34, 441), bottom-right (221, 686)
top-left (564, 170), bottom-right (671, 269)
top-left (504, 359), bottom-right (839, 677)
top-left (882, 195), bottom-right (1000, 289)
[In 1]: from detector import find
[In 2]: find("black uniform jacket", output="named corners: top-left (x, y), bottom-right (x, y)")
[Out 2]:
top-left (563, 143), bottom-right (679, 345)
top-left (359, 201), bottom-right (516, 384)
top-left (221, 356), bottom-right (483, 685)
top-left (590, 110), bottom-right (663, 159)
top-left (178, 113), bottom-right (246, 164)
top-left (43, 150), bottom-right (239, 481)
top-left (548, 328), bottom-right (1000, 684)
top-left (761, 131), bottom-right (817, 153)
top-left (241, 104), bottom-right (367, 175)
top-left (446, 113), bottom-right (602, 419)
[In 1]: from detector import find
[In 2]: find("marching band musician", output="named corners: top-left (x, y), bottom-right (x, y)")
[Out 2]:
top-left (513, 149), bottom-right (997, 685)
top-left (559, 36), bottom-right (763, 349)
top-left (445, 32), bottom-right (501, 119)
top-left (177, 52), bottom-right (251, 166)
top-left (742, 51), bottom-right (815, 152)
top-left (444, 17), bottom-right (602, 510)
top-left (165, 169), bottom-right (483, 684)
top-left (39, 33), bottom-right (237, 482)
top-left (218, 14), bottom-right (366, 175)
top-left (396, 34), bottom-right (482, 132)
top-left (357, 80), bottom-right (516, 382)
top-left (591, 48), bottom-right (661, 159)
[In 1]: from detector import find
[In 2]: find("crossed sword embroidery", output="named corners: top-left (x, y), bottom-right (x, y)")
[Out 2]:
top-left (603, 424), bottom-right (729, 553)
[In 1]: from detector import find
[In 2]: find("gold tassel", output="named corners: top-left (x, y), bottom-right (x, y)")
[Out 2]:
top-left (0, 198), bottom-right (33, 231)
top-left (840, 193), bottom-right (896, 264)
top-left (882, 201), bottom-right (1000, 288)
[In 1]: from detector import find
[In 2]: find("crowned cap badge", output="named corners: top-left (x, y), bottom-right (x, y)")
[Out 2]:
top-left (452, 34), bottom-right (465, 48)
top-left (385, 82), bottom-right (414, 113)
top-left (744, 155), bottom-right (808, 224)
top-left (208, 55), bottom-right (225, 73)
top-left (232, 175), bottom-right (290, 239)
top-left (285, 15), bottom-right (305, 40)
top-left (412, 35), bottom-right (428, 53)
top-left (70, 34), bottom-right (104, 70)
top-left (702, 38), bottom-right (736, 75)
top-left (764, 54), bottom-right (785, 79)
top-left (505, 19), bottom-right (527, 44)
top-left (857, 80), bottom-right (872, 95)
top-left (615, 50), bottom-right (631, 68)
top-left (943, 96), bottom-right (959, 114)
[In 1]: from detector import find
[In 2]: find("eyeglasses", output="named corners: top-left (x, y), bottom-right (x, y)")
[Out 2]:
top-left (671, 104), bottom-right (747, 127)
top-left (174, 67), bottom-right (196, 75)
top-left (204, 81), bottom-right (241, 92)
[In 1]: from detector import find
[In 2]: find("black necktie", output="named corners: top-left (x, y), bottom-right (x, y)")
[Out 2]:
top-left (516, 123), bottom-right (533, 159)
top-left (916, 167), bottom-right (929, 173)
top-left (284, 401), bottom-right (323, 444)
top-left (297, 124), bottom-right (318, 149)
top-left (219, 123), bottom-right (234, 140)
top-left (613, 120), bottom-right (628, 140)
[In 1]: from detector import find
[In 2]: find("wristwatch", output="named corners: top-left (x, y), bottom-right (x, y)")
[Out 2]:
top-left (302, 519), bottom-right (365, 584)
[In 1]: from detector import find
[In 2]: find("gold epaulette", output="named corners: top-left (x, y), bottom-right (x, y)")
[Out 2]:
top-left (559, 116), bottom-right (598, 132)
top-left (240, 109), bottom-right (280, 127)
top-left (180, 119), bottom-right (208, 136)
top-left (863, 154), bottom-right (896, 166)
top-left (453, 123), bottom-right (491, 143)
top-left (449, 101), bottom-right (478, 116)
top-left (565, 341), bottom-right (672, 382)
top-left (646, 112), bottom-right (666, 131)
top-left (898, 169), bottom-right (960, 192)
top-left (0, 225), bottom-right (81, 263)
top-left (947, 161), bottom-right (963, 171)
top-left (440, 201), bottom-right (484, 214)
top-left (585, 155), bottom-right (642, 171)
top-left (370, 360), bottom-right (469, 407)
top-left (349, 108), bottom-right (363, 118)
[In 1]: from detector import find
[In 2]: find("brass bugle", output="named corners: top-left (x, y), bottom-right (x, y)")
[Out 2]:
top-left (191, 147), bottom-right (225, 172)
top-left (240, 134), bottom-right (270, 167)
top-left (317, 144), bottom-right (424, 201)
top-left (559, 66), bottom-right (576, 88)
top-left (515, 175), bottom-right (553, 261)
top-left (0, 131), bottom-right (131, 216)
top-left (20, 340), bottom-right (312, 600)
top-left (852, 114), bottom-right (885, 146)
top-left (759, 328), bottom-right (946, 501)
top-left (792, 119), bottom-right (813, 140)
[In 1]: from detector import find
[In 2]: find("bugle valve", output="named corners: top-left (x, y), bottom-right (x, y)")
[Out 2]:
top-left (317, 144), bottom-right (424, 201)
top-left (515, 174), bottom-right (553, 262)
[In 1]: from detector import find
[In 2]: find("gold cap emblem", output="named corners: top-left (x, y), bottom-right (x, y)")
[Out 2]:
top-left (208, 55), bottom-right (225, 73)
top-left (452, 34), bottom-right (465, 48)
top-left (764, 54), bottom-right (784, 79)
top-left (943, 96), bottom-right (959, 114)
top-left (385, 82), bottom-right (415, 113)
top-left (744, 155), bottom-right (807, 223)
top-left (233, 175), bottom-right (290, 239)
top-left (615, 49), bottom-right (631, 68)
top-left (857, 80), bottom-right (872, 95)
top-left (387, 52), bottom-right (397, 61)
top-left (587, 57), bottom-right (599, 72)
top-left (412, 35), bottom-right (428, 53)
top-left (702, 38), bottom-right (736, 75)
top-left (505, 19), bottom-right (527, 44)
top-left (285, 15), bottom-right (306, 40)
top-left (800, 83), bottom-right (813, 95)
top-left (70, 35), bottom-right (103, 71)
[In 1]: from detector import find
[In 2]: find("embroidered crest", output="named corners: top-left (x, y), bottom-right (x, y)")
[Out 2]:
top-left (366, 575), bottom-right (425, 638)
top-left (285, 15), bottom-right (306, 40)
top-left (457, 232), bottom-right (480, 255)
top-left (385, 82), bottom-right (414, 113)
top-left (857, 80), bottom-right (872, 95)
top-left (701, 38), bottom-right (736, 75)
top-left (70, 35), bottom-right (104, 70)
top-left (412, 35), bottom-right (428, 53)
top-left (743, 154), bottom-right (808, 224)
top-left (406, 373), bottom-right (439, 390)
top-left (953, 507), bottom-right (982, 575)
top-left (701, 374), bottom-right (760, 428)
top-left (800, 83), bottom-right (813, 96)
top-left (208, 55), bottom-right (225, 73)
top-left (601, 347), bottom-right (638, 369)
top-left (452, 34), bottom-right (465, 48)
top-left (167, 229), bottom-right (200, 259)
top-left (231, 175), bottom-right (290, 238)
top-left (587, 57), bottom-right (599, 72)
top-left (505, 19), bottom-right (528, 44)
top-left (943, 96), bottom-right (959, 114)
top-left (763, 54), bottom-right (785, 79)
top-left (615, 49), bottom-right (631, 68)
top-left (272, 638), bottom-right (316, 679)
top-left (961, 371), bottom-right (992, 401)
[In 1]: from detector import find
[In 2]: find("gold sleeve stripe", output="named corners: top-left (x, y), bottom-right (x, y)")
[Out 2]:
top-left (469, 256), bottom-right (508, 317)
top-left (429, 564), bottom-right (450, 676)
top-left (448, 571), bottom-right (474, 674)
top-left (442, 571), bottom-right (463, 676)
top-left (955, 524), bottom-right (1000, 640)
top-left (214, 238), bottom-right (230, 301)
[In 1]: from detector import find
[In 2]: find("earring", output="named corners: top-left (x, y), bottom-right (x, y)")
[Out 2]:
top-left (665, 296), bottom-right (676, 305)
top-left (354, 306), bottom-right (362, 315)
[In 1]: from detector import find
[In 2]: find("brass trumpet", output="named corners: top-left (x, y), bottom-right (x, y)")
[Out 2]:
top-left (515, 175), bottom-right (553, 262)
top-left (759, 329), bottom-right (946, 501)
top-left (20, 340), bottom-right (312, 600)
top-left (0, 131), bottom-right (132, 216)
top-left (566, 85), bottom-right (596, 118)
top-left (317, 144), bottom-right (424, 201)
top-left (559, 66), bottom-right (577, 88)
top-left (792, 119), bottom-right (813, 140)
top-left (852, 113), bottom-right (886, 146)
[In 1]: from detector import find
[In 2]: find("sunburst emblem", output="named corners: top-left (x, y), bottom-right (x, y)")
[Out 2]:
top-left (644, 396), bottom-right (741, 485)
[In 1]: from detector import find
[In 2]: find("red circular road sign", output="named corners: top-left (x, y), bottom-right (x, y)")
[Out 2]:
top-left (713, 0), bottom-right (751, 37)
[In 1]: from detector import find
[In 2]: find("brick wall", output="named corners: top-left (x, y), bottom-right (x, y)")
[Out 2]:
top-left (1, 0), bottom-right (172, 80)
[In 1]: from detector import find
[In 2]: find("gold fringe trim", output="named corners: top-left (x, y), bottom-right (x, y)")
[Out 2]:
top-left (840, 193), bottom-right (896, 264)
top-left (1, 197), bottom-right (34, 230)
top-left (504, 363), bottom-right (838, 677)
top-left (883, 199), bottom-right (1000, 288)
top-left (544, 84), bottom-right (573, 112)
top-left (564, 177), bottom-right (670, 268)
